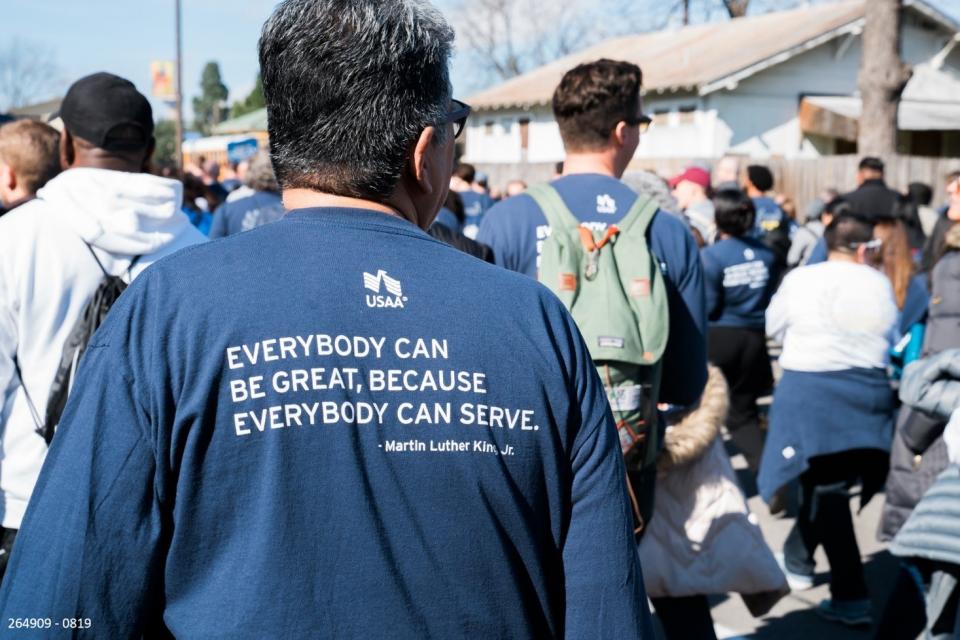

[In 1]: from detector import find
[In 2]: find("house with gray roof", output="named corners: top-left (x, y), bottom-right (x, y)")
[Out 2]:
top-left (462, 0), bottom-right (960, 168)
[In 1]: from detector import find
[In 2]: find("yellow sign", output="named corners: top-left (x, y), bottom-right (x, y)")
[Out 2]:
top-left (150, 61), bottom-right (176, 101)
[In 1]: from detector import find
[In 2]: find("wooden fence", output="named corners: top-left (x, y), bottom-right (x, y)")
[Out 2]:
top-left (476, 155), bottom-right (960, 221)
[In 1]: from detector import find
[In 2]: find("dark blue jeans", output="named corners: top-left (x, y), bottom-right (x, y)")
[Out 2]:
top-left (782, 453), bottom-right (869, 602)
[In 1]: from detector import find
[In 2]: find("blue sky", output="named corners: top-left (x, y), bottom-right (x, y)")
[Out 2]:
top-left (4, 0), bottom-right (960, 125)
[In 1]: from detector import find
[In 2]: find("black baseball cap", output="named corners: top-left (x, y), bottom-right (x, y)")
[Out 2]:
top-left (59, 72), bottom-right (154, 152)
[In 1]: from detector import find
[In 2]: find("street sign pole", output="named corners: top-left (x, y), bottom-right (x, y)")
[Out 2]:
top-left (174, 0), bottom-right (184, 173)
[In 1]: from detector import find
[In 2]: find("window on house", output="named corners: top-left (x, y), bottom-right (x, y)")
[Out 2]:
top-left (484, 121), bottom-right (495, 136)
top-left (678, 105), bottom-right (696, 125)
top-left (519, 118), bottom-right (530, 150)
top-left (652, 108), bottom-right (670, 126)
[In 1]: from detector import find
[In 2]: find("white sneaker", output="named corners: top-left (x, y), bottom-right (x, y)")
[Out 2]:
top-left (775, 552), bottom-right (814, 591)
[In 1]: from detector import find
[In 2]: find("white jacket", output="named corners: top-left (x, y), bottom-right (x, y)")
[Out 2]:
top-left (0, 168), bottom-right (206, 529)
top-left (640, 367), bottom-right (788, 617)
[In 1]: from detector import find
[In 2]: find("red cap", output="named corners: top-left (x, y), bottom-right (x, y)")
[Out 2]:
top-left (669, 166), bottom-right (711, 190)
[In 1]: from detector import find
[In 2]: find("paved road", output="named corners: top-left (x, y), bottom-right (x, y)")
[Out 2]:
top-left (701, 446), bottom-right (899, 640)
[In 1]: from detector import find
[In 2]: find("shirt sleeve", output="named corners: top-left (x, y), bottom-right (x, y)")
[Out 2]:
top-left (562, 315), bottom-right (653, 639)
top-left (0, 289), bottom-right (165, 636)
top-left (655, 218), bottom-right (708, 406)
top-left (765, 272), bottom-right (792, 340)
top-left (701, 251), bottom-right (723, 322)
top-left (476, 198), bottom-right (528, 273)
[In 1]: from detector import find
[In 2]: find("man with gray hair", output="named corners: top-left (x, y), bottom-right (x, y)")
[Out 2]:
top-left (0, 1), bottom-right (652, 637)
top-left (210, 150), bottom-right (285, 237)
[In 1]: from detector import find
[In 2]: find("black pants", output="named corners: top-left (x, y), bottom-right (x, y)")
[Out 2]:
top-left (651, 595), bottom-right (717, 640)
top-left (783, 452), bottom-right (871, 602)
top-left (0, 527), bottom-right (17, 586)
top-left (708, 326), bottom-right (773, 472)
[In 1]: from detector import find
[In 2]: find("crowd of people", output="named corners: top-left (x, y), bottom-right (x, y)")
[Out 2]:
top-left (0, 0), bottom-right (958, 637)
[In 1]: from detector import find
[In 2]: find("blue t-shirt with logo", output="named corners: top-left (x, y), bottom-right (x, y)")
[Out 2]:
top-left (477, 173), bottom-right (708, 407)
top-left (702, 236), bottom-right (778, 329)
top-left (0, 208), bottom-right (651, 639)
top-left (210, 191), bottom-right (286, 238)
top-left (459, 190), bottom-right (495, 238)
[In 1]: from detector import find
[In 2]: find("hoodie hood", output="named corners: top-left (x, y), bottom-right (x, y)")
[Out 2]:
top-left (37, 168), bottom-right (193, 254)
top-left (945, 222), bottom-right (960, 251)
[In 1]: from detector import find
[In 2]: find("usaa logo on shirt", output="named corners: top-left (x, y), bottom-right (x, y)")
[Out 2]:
top-left (596, 194), bottom-right (617, 215)
top-left (363, 270), bottom-right (408, 309)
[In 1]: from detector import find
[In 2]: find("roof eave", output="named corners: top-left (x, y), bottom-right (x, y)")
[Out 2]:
top-left (698, 18), bottom-right (865, 96)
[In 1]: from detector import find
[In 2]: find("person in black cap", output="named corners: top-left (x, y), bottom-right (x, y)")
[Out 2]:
top-left (0, 72), bottom-right (204, 580)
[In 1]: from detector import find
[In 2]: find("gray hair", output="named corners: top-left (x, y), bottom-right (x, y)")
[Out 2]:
top-left (259, 0), bottom-right (454, 200)
top-left (622, 170), bottom-right (680, 213)
top-left (245, 150), bottom-right (280, 193)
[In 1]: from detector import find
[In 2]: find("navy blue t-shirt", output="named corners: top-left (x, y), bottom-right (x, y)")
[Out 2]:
top-left (210, 191), bottom-right (286, 238)
top-left (459, 190), bottom-right (494, 237)
top-left (702, 236), bottom-right (777, 329)
top-left (0, 208), bottom-right (651, 639)
top-left (477, 174), bottom-right (708, 406)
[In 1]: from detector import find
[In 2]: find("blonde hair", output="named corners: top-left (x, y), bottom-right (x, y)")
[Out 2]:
top-left (0, 120), bottom-right (61, 195)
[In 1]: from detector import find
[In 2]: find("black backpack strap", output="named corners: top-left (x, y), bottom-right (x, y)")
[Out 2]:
top-left (85, 243), bottom-right (142, 281)
top-left (12, 355), bottom-right (43, 434)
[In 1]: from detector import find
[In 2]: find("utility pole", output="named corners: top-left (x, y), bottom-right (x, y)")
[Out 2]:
top-left (683, 0), bottom-right (690, 25)
top-left (174, 0), bottom-right (184, 173)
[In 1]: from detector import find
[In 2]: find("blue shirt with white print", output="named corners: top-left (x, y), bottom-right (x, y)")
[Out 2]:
top-left (0, 207), bottom-right (652, 640)
top-left (702, 236), bottom-right (778, 329)
top-left (477, 173), bottom-right (708, 406)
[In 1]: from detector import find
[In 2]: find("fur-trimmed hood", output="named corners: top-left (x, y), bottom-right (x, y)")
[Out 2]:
top-left (945, 222), bottom-right (960, 251)
top-left (659, 365), bottom-right (729, 473)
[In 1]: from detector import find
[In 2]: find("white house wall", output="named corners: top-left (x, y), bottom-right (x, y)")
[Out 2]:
top-left (464, 10), bottom-right (957, 163)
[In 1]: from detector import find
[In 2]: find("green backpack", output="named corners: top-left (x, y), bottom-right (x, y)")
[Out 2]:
top-left (527, 183), bottom-right (670, 537)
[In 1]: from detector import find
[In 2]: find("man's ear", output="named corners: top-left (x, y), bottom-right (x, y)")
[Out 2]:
top-left (60, 130), bottom-right (75, 170)
top-left (408, 126), bottom-right (437, 196)
top-left (612, 121), bottom-right (629, 147)
top-left (0, 164), bottom-right (15, 193)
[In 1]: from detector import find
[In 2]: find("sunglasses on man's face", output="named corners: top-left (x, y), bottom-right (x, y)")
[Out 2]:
top-left (625, 114), bottom-right (652, 134)
top-left (439, 99), bottom-right (471, 139)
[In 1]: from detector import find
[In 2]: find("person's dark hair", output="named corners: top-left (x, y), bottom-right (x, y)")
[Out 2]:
top-left (859, 156), bottom-right (885, 174)
top-left (824, 196), bottom-right (852, 217)
top-left (907, 182), bottom-right (933, 206)
top-left (552, 59), bottom-right (642, 152)
top-left (0, 120), bottom-right (61, 196)
top-left (746, 165), bottom-right (774, 192)
top-left (825, 213), bottom-right (875, 253)
top-left (453, 163), bottom-right (475, 183)
top-left (181, 173), bottom-right (206, 213)
top-left (947, 170), bottom-right (960, 184)
top-left (259, 0), bottom-right (454, 200)
top-left (713, 189), bottom-right (756, 237)
top-left (444, 189), bottom-right (464, 224)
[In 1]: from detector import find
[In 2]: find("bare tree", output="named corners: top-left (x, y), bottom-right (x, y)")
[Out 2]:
top-left (858, 0), bottom-right (912, 155)
top-left (0, 39), bottom-right (61, 112)
top-left (721, 0), bottom-right (750, 18)
top-left (455, 0), bottom-right (605, 83)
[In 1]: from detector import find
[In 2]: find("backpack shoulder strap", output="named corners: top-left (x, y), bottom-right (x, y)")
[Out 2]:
top-left (84, 243), bottom-right (110, 278)
top-left (616, 193), bottom-right (660, 236)
top-left (525, 183), bottom-right (581, 230)
top-left (85, 242), bottom-right (142, 280)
